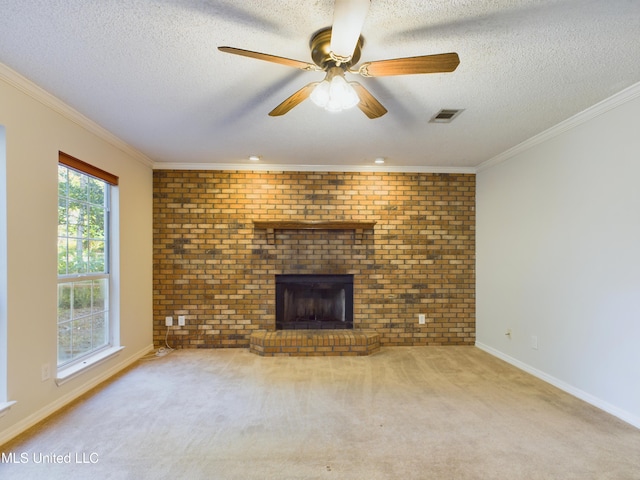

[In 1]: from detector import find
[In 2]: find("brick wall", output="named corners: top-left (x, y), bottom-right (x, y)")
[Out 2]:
top-left (153, 170), bottom-right (475, 348)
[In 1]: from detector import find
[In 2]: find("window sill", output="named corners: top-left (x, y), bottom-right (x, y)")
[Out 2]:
top-left (55, 346), bottom-right (125, 386)
top-left (0, 400), bottom-right (17, 418)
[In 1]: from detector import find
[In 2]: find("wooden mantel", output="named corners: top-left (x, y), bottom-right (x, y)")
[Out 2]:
top-left (253, 220), bottom-right (376, 244)
top-left (253, 220), bottom-right (376, 230)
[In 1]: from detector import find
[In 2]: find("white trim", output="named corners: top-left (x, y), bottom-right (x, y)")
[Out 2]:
top-left (0, 62), bottom-right (154, 169)
top-left (5, 57), bottom-right (640, 176)
top-left (55, 346), bottom-right (125, 386)
top-left (0, 400), bottom-right (16, 418)
top-left (0, 343), bottom-right (154, 446)
top-left (477, 81), bottom-right (640, 172)
top-left (152, 162), bottom-right (476, 174)
top-left (476, 342), bottom-right (640, 430)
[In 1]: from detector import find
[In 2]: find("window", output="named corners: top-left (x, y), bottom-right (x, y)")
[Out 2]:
top-left (57, 153), bottom-right (118, 368)
top-left (0, 126), bottom-right (12, 416)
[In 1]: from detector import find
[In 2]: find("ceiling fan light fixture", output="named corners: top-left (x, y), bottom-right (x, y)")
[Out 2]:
top-left (310, 67), bottom-right (359, 112)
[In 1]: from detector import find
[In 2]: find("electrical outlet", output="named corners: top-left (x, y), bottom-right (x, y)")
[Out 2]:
top-left (165, 316), bottom-right (173, 327)
top-left (418, 314), bottom-right (426, 325)
top-left (41, 363), bottom-right (50, 382)
top-left (531, 335), bottom-right (538, 350)
top-left (505, 329), bottom-right (512, 339)
top-left (178, 315), bottom-right (186, 326)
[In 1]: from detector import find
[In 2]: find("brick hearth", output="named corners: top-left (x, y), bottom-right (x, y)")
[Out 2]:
top-left (250, 330), bottom-right (380, 356)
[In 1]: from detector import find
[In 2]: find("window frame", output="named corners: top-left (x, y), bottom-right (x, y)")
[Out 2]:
top-left (0, 125), bottom-right (13, 416)
top-left (57, 152), bottom-right (120, 375)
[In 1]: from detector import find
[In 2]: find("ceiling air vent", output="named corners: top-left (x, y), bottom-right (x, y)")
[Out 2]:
top-left (429, 109), bottom-right (464, 123)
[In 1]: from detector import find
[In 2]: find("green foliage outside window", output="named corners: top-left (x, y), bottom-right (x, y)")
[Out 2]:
top-left (58, 166), bottom-right (107, 275)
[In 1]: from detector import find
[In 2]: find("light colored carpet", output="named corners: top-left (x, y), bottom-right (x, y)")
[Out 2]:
top-left (1, 347), bottom-right (639, 479)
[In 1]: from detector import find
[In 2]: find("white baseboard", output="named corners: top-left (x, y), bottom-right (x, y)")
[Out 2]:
top-left (476, 342), bottom-right (640, 430)
top-left (0, 344), bottom-right (154, 446)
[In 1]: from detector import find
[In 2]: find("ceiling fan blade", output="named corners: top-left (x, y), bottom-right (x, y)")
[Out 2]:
top-left (269, 82), bottom-right (319, 116)
top-left (351, 82), bottom-right (387, 119)
top-left (218, 46), bottom-right (320, 71)
top-left (358, 52), bottom-right (460, 77)
top-left (330, 0), bottom-right (370, 61)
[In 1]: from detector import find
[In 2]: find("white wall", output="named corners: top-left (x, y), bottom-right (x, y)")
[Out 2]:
top-left (0, 66), bottom-right (153, 443)
top-left (477, 84), bottom-right (640, 428)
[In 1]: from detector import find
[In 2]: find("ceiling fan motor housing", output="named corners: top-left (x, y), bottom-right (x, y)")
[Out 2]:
top-left (310, 27), bottom-right (363, 69)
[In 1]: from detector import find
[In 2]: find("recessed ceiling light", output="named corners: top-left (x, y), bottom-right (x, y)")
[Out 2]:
top-left (249, 155), bottom-right (260, 161)
top-left (374, 157), bottom-right (385, 164)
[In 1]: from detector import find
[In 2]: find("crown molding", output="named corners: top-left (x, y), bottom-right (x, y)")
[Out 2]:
top-left (477, 81), bottom-right (640, 172)
top-left (152, 162), bottom-right (476, 174)
top-left (0, 62), bottom-right (154, 169)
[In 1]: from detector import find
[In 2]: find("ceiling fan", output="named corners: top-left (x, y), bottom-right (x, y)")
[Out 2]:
top-left (218, 0), bottom-right (460, 119)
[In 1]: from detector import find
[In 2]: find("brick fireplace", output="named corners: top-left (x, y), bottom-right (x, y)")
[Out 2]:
top-left (153, 170), bottom-right (475, 349)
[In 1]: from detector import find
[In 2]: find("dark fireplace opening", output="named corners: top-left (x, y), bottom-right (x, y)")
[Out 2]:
top-left (276, 274), bottom-right (354, 330)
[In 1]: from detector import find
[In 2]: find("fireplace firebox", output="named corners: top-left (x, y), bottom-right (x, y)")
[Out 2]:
top-left (275, 274), bottom-right (354, 330)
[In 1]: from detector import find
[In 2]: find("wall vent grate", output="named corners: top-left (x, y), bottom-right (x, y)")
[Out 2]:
top-left (430, 109), bottom-right (464, 123)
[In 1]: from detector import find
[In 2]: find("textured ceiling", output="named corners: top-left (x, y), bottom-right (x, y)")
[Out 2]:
top-left (1, 0), bottom-right (640, 170)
